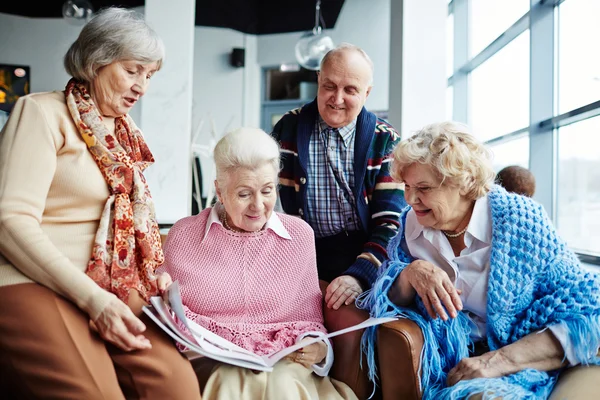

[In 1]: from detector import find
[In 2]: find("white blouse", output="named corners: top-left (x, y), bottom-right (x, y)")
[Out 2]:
top-left (404, 195), bottom-right (580, 365)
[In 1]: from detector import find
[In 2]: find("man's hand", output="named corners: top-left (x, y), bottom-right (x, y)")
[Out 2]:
top-left (325, 275), bottom-right (363, 310)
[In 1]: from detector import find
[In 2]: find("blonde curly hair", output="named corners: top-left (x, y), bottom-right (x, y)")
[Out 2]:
top-left (391, 121), bottom-right (495, 200)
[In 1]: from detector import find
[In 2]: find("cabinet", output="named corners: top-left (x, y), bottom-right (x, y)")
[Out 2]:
top-left (261, 65), bottom-right (318, 132)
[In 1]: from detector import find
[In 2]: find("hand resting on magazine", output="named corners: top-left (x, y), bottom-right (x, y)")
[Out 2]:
top-left (285, 339), bottom-right (328, 369)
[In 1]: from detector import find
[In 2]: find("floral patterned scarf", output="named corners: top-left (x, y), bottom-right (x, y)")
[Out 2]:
top-left (65, 78), bottom-right (163, 304)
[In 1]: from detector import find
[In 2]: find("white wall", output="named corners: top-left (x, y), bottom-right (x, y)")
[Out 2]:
top-left (0, 13), bottom-right (81, 94)
top-left (256, 0), bottom-right (391, 112)
top-left (192, 27), bottom-right (260, 195)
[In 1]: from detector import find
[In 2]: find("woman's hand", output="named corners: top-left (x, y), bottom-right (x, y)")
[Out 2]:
top-left (325, 275), bottom-right (363, 309)
top-left (93, 296), bottom-right (152, 352)
top-left (286, 341), bottom-right (328, 369)
top-left (447, 350), bottom-right (514, 386)
top-left (157, 272), bottom-right (173, 294)
top-left (402, 259), bottom-right (463, 320)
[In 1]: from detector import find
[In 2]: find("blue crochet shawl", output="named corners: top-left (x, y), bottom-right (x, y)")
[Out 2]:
top-left (358, 186), bottom-right (600, 399)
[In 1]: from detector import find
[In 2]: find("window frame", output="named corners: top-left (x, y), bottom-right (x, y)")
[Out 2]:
top-left (448, 0), bottom-right (600, 264)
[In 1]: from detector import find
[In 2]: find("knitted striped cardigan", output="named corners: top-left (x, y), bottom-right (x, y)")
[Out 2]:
top-left (359, 186), bottom-right (600, 399)
top-left (270, 99), bottom-right (406, 287)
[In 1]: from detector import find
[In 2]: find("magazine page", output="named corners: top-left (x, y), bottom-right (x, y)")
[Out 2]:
top-left (261, 316), bottom-right (398, 366)
top-left (143, 305), bottom-right (274, 371)
top-left (166, 282), bottom-right (257, 358)
top-left (149, 281), bottom-right (398, 369)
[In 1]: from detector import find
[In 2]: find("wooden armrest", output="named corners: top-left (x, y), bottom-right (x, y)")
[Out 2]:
top-left (377, 318), bottom-right (424, 400)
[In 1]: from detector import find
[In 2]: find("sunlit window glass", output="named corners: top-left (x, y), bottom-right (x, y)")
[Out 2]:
top-left (488, 136), bottom-right (529, 172)
top-left (557, 116), bottom-right (600, 256)
top-left (470, 31), bottom-right (529, 142)
top-left (447, 13), bottom-right (454, 78)
top-left (470, 0), bottom-right (529, 56)
top-left (557, 0), bottom-right (600, 114)
top-left (446, 85), bottom-right (454, 121)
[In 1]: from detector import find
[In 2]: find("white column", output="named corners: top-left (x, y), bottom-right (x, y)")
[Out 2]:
top-left (388, 0), bottom-right (447, 137)
top-left (141, 0), bottom-right (196, 224)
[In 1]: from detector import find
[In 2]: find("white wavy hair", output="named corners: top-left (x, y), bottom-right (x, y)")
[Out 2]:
top-left (391, 121), bottom-right (496, 200)
top-left (213, 127), bottom-right (281, 188)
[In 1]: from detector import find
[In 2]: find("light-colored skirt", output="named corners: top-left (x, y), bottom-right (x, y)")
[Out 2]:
top-left (202, 359), bottom-right (358, 400)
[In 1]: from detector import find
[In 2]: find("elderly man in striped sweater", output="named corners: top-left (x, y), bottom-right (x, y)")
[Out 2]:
top-left (271, 43), bottom-right (406, 310)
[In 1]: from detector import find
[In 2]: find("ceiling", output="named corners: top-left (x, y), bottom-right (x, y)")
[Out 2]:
top-left (0, 0), bottom-right (346, 35)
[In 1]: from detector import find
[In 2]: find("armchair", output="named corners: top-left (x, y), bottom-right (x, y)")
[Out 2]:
top-left (189, 281), bottom-right (424, 400)
top-left (359, 316), bottom-right (600, 400)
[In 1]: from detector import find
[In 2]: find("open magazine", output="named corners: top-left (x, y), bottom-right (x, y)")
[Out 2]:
top-left (142, 281), bottom-right (397, 372)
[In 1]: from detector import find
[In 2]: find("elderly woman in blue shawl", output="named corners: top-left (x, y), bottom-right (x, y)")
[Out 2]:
top-left (360, 121), bottom-right (600, 399)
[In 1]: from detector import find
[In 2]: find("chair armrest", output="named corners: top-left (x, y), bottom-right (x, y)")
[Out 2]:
top-left (377, 318), bottom-right (424, 400)
top-left (321, 280), bottom-right (375, 399)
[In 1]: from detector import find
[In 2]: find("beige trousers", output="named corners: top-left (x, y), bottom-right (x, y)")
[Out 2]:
top-left (0, 283), bottom-right (201, 400)
top-left (469, 365), bottom-right (600, 400)
top-left (202, 359), bottom-right (358, 400)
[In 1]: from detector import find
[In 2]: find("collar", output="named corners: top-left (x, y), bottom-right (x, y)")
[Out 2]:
top-left (202, 202), bottom-right (292, 242)
top-left (317, 116), bottom-right (357, 147)
top-left (405, 195), bottom-right (492, 245)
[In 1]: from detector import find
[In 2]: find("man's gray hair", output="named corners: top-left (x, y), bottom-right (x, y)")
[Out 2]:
top-left (319, 42), bottom-right (374, 85)
top-left (64, 7), bottom-right (165, 82)
top-left (213, 127), bottom-right (281, 187)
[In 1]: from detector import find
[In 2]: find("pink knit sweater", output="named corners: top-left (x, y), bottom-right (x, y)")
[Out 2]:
top-left (161, 206), bottom-right (326, 356)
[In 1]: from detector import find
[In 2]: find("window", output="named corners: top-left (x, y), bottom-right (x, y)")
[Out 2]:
top-left (557, 0), bottom-right (600, 114)
top-left (489, 136), bottom-right (529, 172)
top-left (557, 117), bottom-right (600, 256)
top-left (446, 85), bottom-right (454, 121)
top-left (450, 0), bottom-right (600, 262)
top-left (469, 0), bottom-right (529, 56)
top-left (447, 13), bottom-right (454, 79)
top-left (470, 31), bottom-right (529, 142)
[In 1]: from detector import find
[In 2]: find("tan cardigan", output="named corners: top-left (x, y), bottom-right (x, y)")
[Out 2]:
top-left (0, 91), bottom-right (120, 320)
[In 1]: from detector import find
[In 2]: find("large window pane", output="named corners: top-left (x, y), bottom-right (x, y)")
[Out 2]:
top-left (470, 31), bottom-right (529, 142)
top-left (557, 116), bottom-right (600, 256)
top-left (446, 85), bottom-right (454, 121)
top-left (489, 136), bottom-right (529, 172)
top-left (447, 13), bottom-right (454, 78)
top-left (470, 0), bottom-right (529, 56)
top-left (558, 0), bottom-right (600, 114)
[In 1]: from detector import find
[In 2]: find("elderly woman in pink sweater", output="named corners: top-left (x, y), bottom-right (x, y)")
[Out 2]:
top-left (157, 127), bottom-right (357, 400)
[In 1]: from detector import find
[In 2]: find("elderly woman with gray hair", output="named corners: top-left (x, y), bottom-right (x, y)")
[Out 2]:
top-left (0, 7), bottom-right (201, 399)
top-left (359, 121), bottom-right (600, 399)
top-left (157, 127), bottom-right (357, 400)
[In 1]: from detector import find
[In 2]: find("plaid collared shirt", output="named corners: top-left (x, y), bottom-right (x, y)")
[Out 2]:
top-left (305, 117), bottom-right (362, 238)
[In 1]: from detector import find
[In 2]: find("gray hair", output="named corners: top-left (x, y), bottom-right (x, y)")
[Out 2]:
top-left (213, 127), bottom-right (281, 187)
top-left (64, 7), bottom-right (165, 82)
top-left (391, 121), bottom-right (496, 200)
top-left (319, 42), bottom-right (374, 85)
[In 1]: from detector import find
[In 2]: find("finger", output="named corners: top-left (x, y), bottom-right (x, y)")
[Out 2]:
top-left (157, 274), bottom-right (172, 292)
top-left (443, 281), bottom-right (463, 312)
top-left (327, 284), bottom-right (350, 309)
top-left (110, 321), bottom-right (151, 351)
top-left (345, 291), bottom-right (358, 305)
top-left (447, 369), bottom-right (459, 386)
top-left (324, 280), bottom-right (341, 303)
top-left (122, 310), bottom-right (147, 335)
top-left (435, 286), bottom-right (457, 319)
top-left (332, 289), bottom-right (354, 310)
top-left (427, 292), bottom-right (449, 321)
top-left (421, 295), bottom-right (437, 320)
